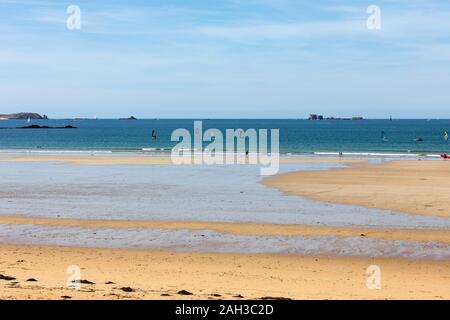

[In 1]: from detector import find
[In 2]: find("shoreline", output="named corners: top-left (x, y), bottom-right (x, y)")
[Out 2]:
top-left (0, 152), bottom-right (366, 166)
top-left (0, 149), bottom-right (446, 158)
top-left (0, 151), bottom-right (443, 167)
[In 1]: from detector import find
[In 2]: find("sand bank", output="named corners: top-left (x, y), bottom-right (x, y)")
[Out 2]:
top-left (1, 215), bottom-right (450, 245)
top-left (5, 154), bottom-right (364, 166)
top-left (0, 244), bottom-right (449, 300)
top-left (264, 160), bottom-right (450, 217)
top-left (8, 155), bottom-right (174, 165)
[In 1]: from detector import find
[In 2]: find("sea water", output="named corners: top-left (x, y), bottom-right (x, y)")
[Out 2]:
top-left (1, 119), bottom-right (450, 154)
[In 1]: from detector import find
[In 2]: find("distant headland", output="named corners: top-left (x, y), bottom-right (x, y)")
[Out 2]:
top-left (0, 112), bottom-right (48, 120)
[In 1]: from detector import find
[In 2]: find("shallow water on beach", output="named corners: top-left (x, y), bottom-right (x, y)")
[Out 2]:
top-left (1, 223), bottom-right (450, 260)
top-left (1, 156), bottom-right (450, 258)
top-left (0, 158), bottom-right (450, 229)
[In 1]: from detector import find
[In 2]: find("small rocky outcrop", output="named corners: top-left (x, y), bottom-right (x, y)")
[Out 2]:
top-left (18, 125), bottom-right (77, 129)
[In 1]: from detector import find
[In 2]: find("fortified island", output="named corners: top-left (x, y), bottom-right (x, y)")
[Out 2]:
top-left (308, 114), bottom-right (364, 121)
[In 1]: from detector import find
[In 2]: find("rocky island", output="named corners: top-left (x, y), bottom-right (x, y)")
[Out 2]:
top-left (308, 114), bottom-right (364, 121)
top-left (18, 125), bottom-right (77, 129)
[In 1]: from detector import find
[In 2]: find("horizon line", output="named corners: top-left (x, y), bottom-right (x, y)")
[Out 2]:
top-left (4, 117), bottom-right (450, 120)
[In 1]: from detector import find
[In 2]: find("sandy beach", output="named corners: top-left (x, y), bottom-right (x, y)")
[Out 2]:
top-left (263, 159), bottom-right (450, 217)
top-left (1, 244), bottom-right (450, 300)
top-left (5, 0), bottom-right (450, 303)
top-left (1, 154), bottom-right (450, 299)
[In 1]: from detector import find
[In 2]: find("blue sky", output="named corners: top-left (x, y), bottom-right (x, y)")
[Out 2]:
top-left (1, 0), bottom-right (450, 118)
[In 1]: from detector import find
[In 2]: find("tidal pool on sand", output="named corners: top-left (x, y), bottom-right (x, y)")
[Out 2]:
top-left (1, 159), bottom-right (450, 229)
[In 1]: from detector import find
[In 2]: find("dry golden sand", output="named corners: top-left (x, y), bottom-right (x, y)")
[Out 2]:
top-left (1, 244), bottom-right (450, 300)
top-left (1, 215), bottom-right (450, 244)
top-left (263, 159), bottom-right (450, 217)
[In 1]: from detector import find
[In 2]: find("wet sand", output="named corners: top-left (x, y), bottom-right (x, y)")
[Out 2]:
top-left (263, 159), bottom-right (450, 217)
top-left (5, 153), bottom-right (365, 166)
top-left (1, 215), bottom-right (450, 245)
top-left (1, 244), bottom-right (450, 300)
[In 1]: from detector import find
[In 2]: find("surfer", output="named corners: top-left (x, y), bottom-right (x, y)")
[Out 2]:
top-left (414, 137), bottom-right (423, 142)
top-left (381, 131), bottom-right (388, 142)
top-left (443, 131), bottom-right (448, 142)
top-left (151, 130), bottom-right (157, 140)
